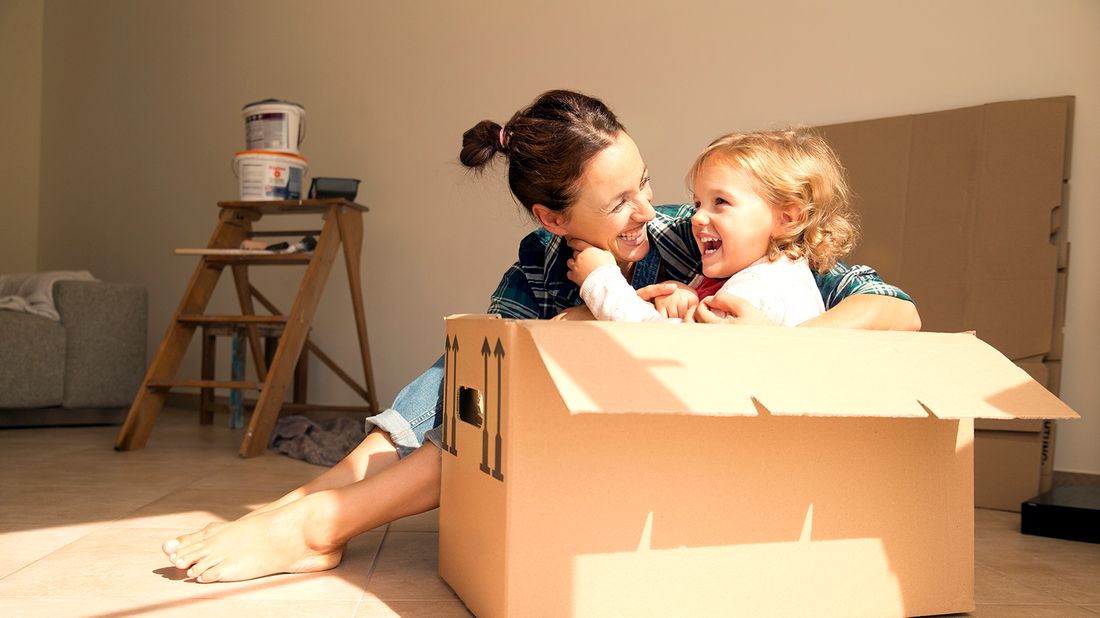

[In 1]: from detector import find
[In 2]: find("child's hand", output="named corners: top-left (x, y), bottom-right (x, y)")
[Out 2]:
top-left (695, 291), bottom-right (776, 326)
top-left (638, 281), bottom-right (699, 320)
top-left (565, 238), bottom-right (616, 286)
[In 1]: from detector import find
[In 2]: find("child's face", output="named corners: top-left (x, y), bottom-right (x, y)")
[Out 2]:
top-left (690, 161), bottom-right (786, 279)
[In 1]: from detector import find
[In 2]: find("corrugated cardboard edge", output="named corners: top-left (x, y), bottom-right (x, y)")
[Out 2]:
top-left (518, 320), bottom-right (1078, 422)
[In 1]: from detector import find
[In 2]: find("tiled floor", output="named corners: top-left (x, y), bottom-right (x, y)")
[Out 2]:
top-left (1, 408), bottom-right (1097, 617)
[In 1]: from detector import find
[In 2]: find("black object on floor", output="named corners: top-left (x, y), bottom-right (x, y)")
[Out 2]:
top-left (1021, 485), bottom-right (1100, 544)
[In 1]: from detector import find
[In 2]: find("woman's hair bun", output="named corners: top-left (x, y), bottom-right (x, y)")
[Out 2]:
top-left (460, 120), bottom-right (503, 170)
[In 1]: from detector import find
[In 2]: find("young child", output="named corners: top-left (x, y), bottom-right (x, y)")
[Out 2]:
top-left (570, 128), bottom-right (857, 325)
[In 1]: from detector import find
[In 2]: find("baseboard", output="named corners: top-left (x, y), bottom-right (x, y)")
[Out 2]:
top-left (0, 406), bottom-right (128, 428)
top-left (1054, 470), bottom-right (1100, 488)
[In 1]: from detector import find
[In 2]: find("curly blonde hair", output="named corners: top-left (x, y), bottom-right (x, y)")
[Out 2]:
top-left (687, 128), bottom-right (858, 273)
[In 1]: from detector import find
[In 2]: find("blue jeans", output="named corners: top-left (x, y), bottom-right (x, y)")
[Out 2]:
top-left (363, 355), bottom-right (445, 458)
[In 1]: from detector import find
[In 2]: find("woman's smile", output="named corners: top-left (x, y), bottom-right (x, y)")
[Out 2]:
top-left (617, 226), bottom-right (647, 247)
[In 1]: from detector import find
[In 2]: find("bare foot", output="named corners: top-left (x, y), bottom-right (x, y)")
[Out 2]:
top-left (162, 494), bottom-right (343, 583)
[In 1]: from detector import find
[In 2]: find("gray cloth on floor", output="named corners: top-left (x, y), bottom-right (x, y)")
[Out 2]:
top-left (270, 414), bottom-right (367, 466)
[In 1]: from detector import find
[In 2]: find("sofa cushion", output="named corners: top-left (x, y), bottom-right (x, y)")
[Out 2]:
top-left (56, 281), bottom-right (147, 408)
top-left (0, 311), bottom-right (65, 408)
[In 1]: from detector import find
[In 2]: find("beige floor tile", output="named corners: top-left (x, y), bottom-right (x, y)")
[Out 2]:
top-left (356, 594), bottom-right (472, 617)
top-left (365, 532), bottom-right (461, 602)
top-left (3, 420), bottom-right (1095, 613)
top-left (0, 482), bottom-right (176, 534)
top-left (111, 488), bottom-right (286, 529)
top-left (0, 447), bottom-right (234, 491)
top-left (389, 509), bottom-right (439, 533)
top-left (974, 507), bottom-right (1100, 605)
top-left (0, 527), bottom-right (383, 603)
top-left (969, 605), bottom-right (1098, 617)
top-left (184, 453), bottom-right (323, 491)
top-left (978, 542), bottom-right (1100, 604)
top-left (974, 564), bottom-right (1057, 605)
top-left (0, 435), bottom-right (81, 463)
top-left (0, 596), bottom-right (359, 617)
top-left (0, 425), bottom-right (120, 449)
top-left (0, 523), bottom-right (106, 579)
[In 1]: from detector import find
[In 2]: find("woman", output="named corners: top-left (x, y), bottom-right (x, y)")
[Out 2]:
top-left (163, 90), bottom-right (920, 583)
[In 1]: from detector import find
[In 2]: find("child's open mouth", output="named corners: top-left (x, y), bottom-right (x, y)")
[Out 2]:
top-left (701, 237), bottom-right (723, 255)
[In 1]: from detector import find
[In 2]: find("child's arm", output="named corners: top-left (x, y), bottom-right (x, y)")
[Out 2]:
top-left (566, 239), bottom-right (674, 323)
top-left (637, 281), bottom-right (700, 320)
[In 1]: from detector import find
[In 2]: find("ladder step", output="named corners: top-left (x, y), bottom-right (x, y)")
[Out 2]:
top-left (201, 254), bottom-right (312, 265)
top-left (179, 314), bottom-right (288, 326)
top-left (147, 379), bottom-right (263, 390)
top-left (248, 229), bottom-right (323, 238)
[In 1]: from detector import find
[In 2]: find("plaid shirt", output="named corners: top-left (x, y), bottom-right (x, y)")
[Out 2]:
top-left (487, 204), bottom-right (912, 320)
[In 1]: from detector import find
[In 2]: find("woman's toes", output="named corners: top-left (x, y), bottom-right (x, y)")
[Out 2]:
top-left (197, 566), bottom-right (224, 583)
top-left (188, 554), bottom-right (222, 582)
top-left (162, 538), bottom-right (180, 555)
top-left (173, 545), bottom-right (205, 570)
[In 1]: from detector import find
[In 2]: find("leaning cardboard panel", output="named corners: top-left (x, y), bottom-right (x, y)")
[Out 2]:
top-left (815, 97), bottom-right (1071, 363)
top-left (438, 317), bottom-right (1078, 618)
top-left (815, 97), bottom-right (1073, 510)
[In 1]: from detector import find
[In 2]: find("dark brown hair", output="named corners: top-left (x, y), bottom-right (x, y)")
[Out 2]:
top-left (460, 89), bottom-right (624, 213)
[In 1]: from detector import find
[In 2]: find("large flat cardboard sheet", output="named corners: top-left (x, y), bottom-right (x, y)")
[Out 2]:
top-left (816, 98), bottom-right (1071, 363)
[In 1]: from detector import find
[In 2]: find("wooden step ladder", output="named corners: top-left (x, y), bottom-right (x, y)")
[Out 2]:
top-left (115, 198), bottom-right (380, 457)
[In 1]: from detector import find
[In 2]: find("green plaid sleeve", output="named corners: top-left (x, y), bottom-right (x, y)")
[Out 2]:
top-left (815, 261), bottom-right (914, 309)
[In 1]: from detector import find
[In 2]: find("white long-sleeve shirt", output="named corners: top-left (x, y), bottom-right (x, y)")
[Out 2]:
top-left (579, 255), bottom-right (825, 326)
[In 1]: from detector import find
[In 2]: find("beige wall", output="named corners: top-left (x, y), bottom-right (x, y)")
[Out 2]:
top-left (0, 0), bottom-right (43, 272)
top-left (33, 0), bottom-right (1100, 473)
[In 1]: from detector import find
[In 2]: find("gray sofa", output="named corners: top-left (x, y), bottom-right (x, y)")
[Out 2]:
top-left (0, 280), bottom-right (147, 425)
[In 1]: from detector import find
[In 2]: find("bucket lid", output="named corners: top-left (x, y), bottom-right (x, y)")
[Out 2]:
top-left (234, 149), bottom-right (308, 162)
top-left (242, 98), bottom-right (304, 111)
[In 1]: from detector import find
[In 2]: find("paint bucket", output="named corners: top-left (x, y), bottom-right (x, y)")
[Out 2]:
top-left (241, 99), bottom-right (305, 153)
top-left (233, 150), bottom-right (308, 200)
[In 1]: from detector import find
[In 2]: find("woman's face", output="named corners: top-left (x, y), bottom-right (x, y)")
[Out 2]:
top-left (539, 131), bottom-right (655, 266)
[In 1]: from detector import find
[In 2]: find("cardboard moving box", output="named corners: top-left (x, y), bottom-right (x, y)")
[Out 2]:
top-left (439, 317), bottom-right (1078, 617)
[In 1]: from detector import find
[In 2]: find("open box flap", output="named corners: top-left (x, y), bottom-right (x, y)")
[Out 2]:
top-left (516, 321), bottom-right (1078, 421)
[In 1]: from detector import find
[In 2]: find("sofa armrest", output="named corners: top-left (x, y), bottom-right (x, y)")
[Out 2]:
top-left (54, 280), bottom-right (147, 408)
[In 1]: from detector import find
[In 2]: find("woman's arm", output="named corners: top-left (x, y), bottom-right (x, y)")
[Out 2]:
top-left (801, 294), bottom-right (921, 330)
top-left (811, 261), bottom-right (921, 331)
top-left (697, 291), bottom-right (921, 331)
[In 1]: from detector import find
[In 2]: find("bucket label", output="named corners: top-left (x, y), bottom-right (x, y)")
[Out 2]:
top-left (284, 165), bottom-right (303, 198)
top-left (238, 158), bottom-right (304, 200)
top-left (245, 112), bottom-right (290, 150)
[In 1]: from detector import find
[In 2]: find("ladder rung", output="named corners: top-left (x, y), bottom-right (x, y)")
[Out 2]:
top-left (179, 314), bottom-right (288, 325)
top-left (202, 254), bottom-right (312, 265)
top-left (147, 379), bottom-right (263, 390)
top-left (248, 229), bottom-right (323, 238)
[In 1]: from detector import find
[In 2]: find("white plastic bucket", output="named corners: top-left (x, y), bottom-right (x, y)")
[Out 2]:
top-left (241, 99), bottom-right (305, 153)
top-left (233, 150), bottom-right (308, 201)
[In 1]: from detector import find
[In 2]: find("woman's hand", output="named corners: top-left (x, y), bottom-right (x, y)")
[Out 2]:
top-left (694, 292), bottom-right (777, 326)
top-left (637, 281), bottom-right (700, 320)
top-left (565, 238), bottom-right (616, 287)
top-left (551, 305), bottom-right (596, 321)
